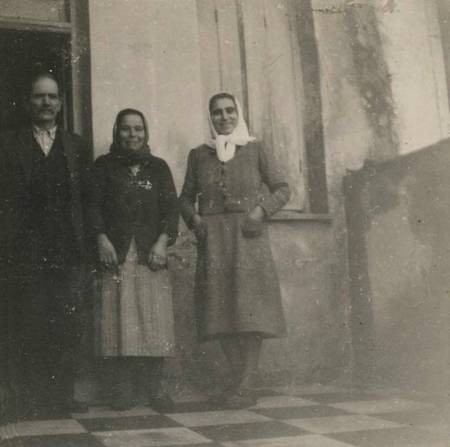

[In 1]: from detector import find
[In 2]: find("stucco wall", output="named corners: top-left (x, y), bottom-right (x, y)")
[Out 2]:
top-left (84, 0), bottom-right (450, 397)
top-left (345, 141), bottom-right (450, 392)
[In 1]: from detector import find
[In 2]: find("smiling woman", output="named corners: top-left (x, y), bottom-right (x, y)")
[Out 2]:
top-left (179, 92), bottom-right (290, 409)
top-left (209, 95), bottom-right (238, 136)
top-left (196, 0), bottom-right (316, 212)
top-left (87, 108), bottom-right (179, 412)
top-left (117, 114), bottom-right (146, 152)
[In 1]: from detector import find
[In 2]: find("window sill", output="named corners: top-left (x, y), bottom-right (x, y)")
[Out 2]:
top-left (270, 210), bottom-right (332, 222)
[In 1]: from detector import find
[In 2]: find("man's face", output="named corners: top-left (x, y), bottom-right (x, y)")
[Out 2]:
top-left (28, 77), bottom-right (62, 127)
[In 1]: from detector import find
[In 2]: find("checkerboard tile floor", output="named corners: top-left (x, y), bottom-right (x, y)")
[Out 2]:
top-left (1, 385), bottom-right (448, 446)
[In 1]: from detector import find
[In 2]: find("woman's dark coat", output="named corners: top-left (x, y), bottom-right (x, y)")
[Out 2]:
top-left (87, 152), bottom-right (179, 265)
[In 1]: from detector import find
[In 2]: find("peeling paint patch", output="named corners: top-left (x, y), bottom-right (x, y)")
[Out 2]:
top-left (344, 4), bottom-right (399, 159)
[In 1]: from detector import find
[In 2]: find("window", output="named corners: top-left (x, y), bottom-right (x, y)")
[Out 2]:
top-left (0, 0), bottom-right (92, 142)
top-left (196, 0), bottom-right (328, 214)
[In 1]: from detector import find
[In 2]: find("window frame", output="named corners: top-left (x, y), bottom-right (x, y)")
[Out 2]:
top-left (203, 0), bottom-right (329, 218)
top-left (0, 0), bottom-right (93, 146)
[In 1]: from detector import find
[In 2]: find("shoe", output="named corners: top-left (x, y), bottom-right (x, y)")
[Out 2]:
top-left (40, 399), bottom-right (88, 418)
top-left (63, 399), bottom-right (89, 414)
top-left (110, 398), bottom-right (135, 412)
top-left (223, 388), bottom-right (257, 409)
top-left (148, 393), bottom-right (175, 413)
top-left (0, 386), bottom-right (14, 423)
top-left (208, 392), bottom-right (226, 405)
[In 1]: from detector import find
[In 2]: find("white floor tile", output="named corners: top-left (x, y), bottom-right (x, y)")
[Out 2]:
top-left (222, 434), bottom-right (355, 446)
top-left (329, 398), bottom-right (431, 414)
top-left (421, 423), bottom-right (450, 436)
top-left (0, 424), bottom-right (19, 440)
top-left (393, 444), bottom-right (449, 447)
top-left (95, 427), bottom-right (211, 446)
top-left (285, 414), bottom-right (402, 434)
top-left (73, 405), bottom-right (158, 419)
top-left (168, 409), bottom-right (270, 427)
top-left (269, 385), bottom-right (347, 395)
top-left (1, 419), bottom-right (86, 438)
top-left (251, 396), bottom-right (317, 409)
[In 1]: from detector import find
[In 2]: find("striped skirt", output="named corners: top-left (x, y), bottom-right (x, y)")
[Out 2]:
top-left (94, 239), bottom-right (175, 357)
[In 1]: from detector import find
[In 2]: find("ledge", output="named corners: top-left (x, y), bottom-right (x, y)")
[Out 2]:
top-left (270, 210), bottom-right (332, 222)
top-left (0, 17), bottom-right (72, 33)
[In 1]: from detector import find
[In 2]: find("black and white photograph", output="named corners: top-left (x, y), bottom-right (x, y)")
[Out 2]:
top-left (0, 0), bottom-right (449, 446)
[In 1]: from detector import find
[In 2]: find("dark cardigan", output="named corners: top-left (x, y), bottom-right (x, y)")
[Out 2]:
top-left (179, 141), bottom-right (290, 228)
top-left (87, 152), bottom-right (179, 265)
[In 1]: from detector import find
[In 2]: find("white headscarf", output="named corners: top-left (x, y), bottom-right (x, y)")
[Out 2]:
top-left (208, 94), bottom-right (255, 162)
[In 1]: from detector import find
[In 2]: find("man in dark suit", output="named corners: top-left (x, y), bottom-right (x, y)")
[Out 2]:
top-left (0, 71), bottom-right (90, 419)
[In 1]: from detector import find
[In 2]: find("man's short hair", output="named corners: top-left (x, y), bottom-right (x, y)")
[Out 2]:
top-left (26, 70), bottom-right (62, 99)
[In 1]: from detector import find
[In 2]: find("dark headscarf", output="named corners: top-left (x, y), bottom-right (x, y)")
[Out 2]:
top-left (110, 108), bottom-right (152, 166)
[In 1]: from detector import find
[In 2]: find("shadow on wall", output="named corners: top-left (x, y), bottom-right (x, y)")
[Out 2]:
top-left (345, 138), bottom-right (450, 393)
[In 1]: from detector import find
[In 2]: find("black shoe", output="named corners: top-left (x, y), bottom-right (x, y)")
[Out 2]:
top-left (223, 388), bottom-right (257, 410)
top-left (148, 394), bottom-right (175, 413)
top-left (110, 398), bottom-right (135, 412)
top-left (0, 385), bottom-right (15, 423)
top-left (62, 398), bottom-right (89, 414)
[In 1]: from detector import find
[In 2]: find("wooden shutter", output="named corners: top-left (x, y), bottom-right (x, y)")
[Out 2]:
top-left (197, 0), bottom-right (306, 209)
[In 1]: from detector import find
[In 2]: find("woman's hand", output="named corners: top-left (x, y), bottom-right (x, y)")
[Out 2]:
top-left (192, 214), bottom-right (207, 242)
top-left (241, 205), bottom-right (265, 238)
top-left (97, 233), bottom-right (118, 270)
top-left (149, 234), bottom-right (168, 271)
top-left (247, 205), bottom-right (265, 223)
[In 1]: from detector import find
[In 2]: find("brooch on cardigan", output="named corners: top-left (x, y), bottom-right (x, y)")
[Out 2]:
top-left (135, 180), bottom-right (153, 191)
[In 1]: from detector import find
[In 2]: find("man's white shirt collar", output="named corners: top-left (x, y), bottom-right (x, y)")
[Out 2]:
top-left (33, 125), bottom-right (57, 156)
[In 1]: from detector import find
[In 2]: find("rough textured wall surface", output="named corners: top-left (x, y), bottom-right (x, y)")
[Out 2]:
top-left (80, 0), bottom-right (450, 400)
top-left (345, 140), bottom-right (450, 392)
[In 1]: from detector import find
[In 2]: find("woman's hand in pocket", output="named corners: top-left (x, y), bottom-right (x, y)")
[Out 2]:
top-left (241, 205), bottom-right (265, 238)
top-left (97, 233), bottom-right (118, 270)
top-left (149, 234), bottom-right (168, 271)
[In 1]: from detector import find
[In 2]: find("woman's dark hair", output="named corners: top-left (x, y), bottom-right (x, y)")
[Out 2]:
top-left (208, 93), bottom-right (237, 113)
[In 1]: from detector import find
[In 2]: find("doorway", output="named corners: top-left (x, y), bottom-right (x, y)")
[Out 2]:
top-left (0, 28), bottom-right (71, 132)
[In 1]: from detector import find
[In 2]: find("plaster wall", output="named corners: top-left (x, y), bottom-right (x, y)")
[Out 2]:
top-left (346, 141), bottom-right (450, 392)
top-left (86, 0), bottom-right (450, 394)
top-left (376, 0), bottom-right (450, 154)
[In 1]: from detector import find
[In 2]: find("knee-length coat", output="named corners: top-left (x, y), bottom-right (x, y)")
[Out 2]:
top-left (179, 141), bottom-right (290, 340)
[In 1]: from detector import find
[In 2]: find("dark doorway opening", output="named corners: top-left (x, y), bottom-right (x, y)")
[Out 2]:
top-left (0, 28), bottom-right (71, 132)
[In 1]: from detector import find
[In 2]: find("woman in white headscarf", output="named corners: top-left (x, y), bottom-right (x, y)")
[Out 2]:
top-left (179, 93), bottom-right (290, 408)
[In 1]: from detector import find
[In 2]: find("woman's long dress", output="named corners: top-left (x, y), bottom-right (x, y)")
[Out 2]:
top-left (180, 142), bottom-right (290, 341)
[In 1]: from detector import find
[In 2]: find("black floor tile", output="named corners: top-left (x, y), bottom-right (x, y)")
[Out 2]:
top-left (2, 433), bottom-right (104, 447)
top-left (167, 391), bottom-right (281, 414)
top-left (330, 426), bottom-right (448, 447)
top-left (252, 389), bottom-right (283, 398)
top-left (77, 414), bottom-right (181, 432)
top-left (252, 404), bottom-right (351, 420)
top-left (191, 420), bottom-right (307, 442)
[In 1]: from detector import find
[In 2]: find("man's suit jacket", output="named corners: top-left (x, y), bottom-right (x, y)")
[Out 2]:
top-left (0, 127), bottom-right (91, 270)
